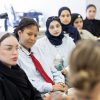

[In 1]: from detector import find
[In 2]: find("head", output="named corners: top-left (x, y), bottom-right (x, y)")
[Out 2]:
top-left (71, 13), bottom-right (83, 30)
top-left (46, 16), bottom-right (62, 36)
top-left (58, 7), bottom-right (71, 25)
top-left (14, 17), bottom-right (39, 50)
top-left (0, 32), bottom-right (19, 67)
top-left (86, 4), bottom-right (96, 20)
top-left (69, 40), bottom-right (100, 94)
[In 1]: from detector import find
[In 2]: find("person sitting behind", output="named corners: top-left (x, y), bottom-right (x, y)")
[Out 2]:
top-left (71, 13), bottom-right (98, 40)
top-left (14, 17), bottom-right (67, 95)
top-left (0, 32), bottom-right (42, 100)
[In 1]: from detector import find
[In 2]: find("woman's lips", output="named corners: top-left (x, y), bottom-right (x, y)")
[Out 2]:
top-left (12, 57), bottom-right (18, 61)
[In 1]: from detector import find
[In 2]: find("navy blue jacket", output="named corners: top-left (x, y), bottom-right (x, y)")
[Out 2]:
top-left (62, 24), bottom-right (81, 43)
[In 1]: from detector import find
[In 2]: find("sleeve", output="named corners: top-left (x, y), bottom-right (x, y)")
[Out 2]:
top-left (29, 77), bottom-right (53, 93)
top-left (50, 66), bottom-right (65, 83)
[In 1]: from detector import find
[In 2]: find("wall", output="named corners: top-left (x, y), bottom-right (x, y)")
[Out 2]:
top-left (9, 0), bottom-right (86, 20)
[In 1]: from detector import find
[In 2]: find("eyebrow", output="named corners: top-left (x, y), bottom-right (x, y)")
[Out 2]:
top-left (3, 44), bottom-right (19, 47)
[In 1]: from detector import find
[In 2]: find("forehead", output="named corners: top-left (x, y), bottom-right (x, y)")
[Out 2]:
top-left (61, 10), bottom-right (70, 15)
top-left (75, 17), bottom-right (83, 22)
top-left (87, 6), bottom-right (96, 11)
top-left (49, 20), bottom-right (61, 26)
top-left (23, 25), bottom-right (39, 32)
top-left (0, 36), bottom-right (18, 46)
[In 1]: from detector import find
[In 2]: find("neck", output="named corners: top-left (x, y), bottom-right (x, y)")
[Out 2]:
top-left (1, 61), bottom-right (12, 68)
top-left (20, 43), bottom-right (30, 52)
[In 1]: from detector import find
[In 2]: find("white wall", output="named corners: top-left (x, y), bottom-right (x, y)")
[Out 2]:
top-left (0, 0), bottom-right (87, 31)
top-left (9, 0), bottom-right (86, 20)
top-left (86, 0), bottom-right (100, 19)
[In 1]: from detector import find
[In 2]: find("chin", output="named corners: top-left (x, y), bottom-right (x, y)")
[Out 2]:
top-left (10, 62), bottom-right (17, 66)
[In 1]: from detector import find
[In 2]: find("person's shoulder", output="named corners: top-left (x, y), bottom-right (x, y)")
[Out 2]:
top-left (64, 34), bottom-right (75, 43)
top-left (82, 29), bottom-right (90, 33)
top-left (69, 25), bottom-right (78, 33)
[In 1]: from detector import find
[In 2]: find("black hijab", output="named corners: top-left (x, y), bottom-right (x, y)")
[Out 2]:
top-left (45, 16), bottom-right (64, 46)
top-left (58, 7), bottom-right (81, 43)
top-left (58, 7), bottom-right (72, 33)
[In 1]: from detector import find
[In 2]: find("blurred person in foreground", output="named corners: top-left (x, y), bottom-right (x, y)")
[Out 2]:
top-left (68, 39), bottom-right (100, 100)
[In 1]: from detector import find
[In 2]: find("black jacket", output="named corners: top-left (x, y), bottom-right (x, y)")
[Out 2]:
top-left (83, 18), bottom-right (100, 37)
top-left (0, 61), bottom-right (42, 100)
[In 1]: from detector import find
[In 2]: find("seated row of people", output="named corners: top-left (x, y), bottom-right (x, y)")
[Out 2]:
top-left (0, 4), bottom-right (100, 100)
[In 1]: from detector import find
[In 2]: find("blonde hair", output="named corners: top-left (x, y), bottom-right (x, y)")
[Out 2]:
top-left (69, 40), bottom-right (100, 93)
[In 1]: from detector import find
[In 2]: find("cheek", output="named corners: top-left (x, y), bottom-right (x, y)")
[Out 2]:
top-left (48, 29), bottom-right (53, 34)
top-left (0, 51), bottom-right (9, 61)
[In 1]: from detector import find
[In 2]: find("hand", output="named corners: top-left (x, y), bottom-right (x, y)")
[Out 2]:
top-left (61, 68), bottom-right (68, 76)
top-left (52, 83), bottom-right (68, 92)
top-left (58, 82), bottom-right (68, 92)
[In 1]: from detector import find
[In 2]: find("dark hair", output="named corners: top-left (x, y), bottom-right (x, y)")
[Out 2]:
top-left (69, 40), bottom-right (100, 93)
top-left (86, 4), bottom-right (96, 11)
top-left (0, 32), bottom-right (15, 43)
top-left (58, 7), bottom-right (71, 17)
top-left (14, 17), bottom-right (39, 40)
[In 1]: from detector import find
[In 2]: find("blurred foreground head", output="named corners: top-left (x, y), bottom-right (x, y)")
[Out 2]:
top-left (69, 40), bottom-right (100, 93)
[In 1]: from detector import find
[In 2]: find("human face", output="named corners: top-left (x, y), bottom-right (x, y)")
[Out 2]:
top-left (18, 25), bottom-right (39, 50)
top-left (86, 6), bottom-right (96, 20)
top-left (48, 20), bottom-right (62, 36)
top-left (73, 17), bottom-right (83, 30)
top-left (0, 36), bottom-right (19, 67)
top-left (59, 10), bottom-right (71, 25)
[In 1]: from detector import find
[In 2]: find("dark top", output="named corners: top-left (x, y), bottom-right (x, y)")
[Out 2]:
top-left (61, 24), bottom-right (81, 43)
top-left (83, 18), bottom-right (100, 37)
top-left (0, 61), bottom-right (42, 100)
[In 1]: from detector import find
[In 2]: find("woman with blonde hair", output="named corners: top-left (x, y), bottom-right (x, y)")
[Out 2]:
top-left (69, 40), bottom-right (100, 100)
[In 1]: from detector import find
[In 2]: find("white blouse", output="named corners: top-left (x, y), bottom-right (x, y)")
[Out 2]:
top-left (17, 46), bottom-right (64, 93)
top-left (33, 34), bottom-right (75, 70)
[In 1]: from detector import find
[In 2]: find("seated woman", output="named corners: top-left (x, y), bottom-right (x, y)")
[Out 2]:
top-left (58, 7), bottom-right (81, 43)
top-left (71, 13), bottom-right (98, 40)
top-left (68, 40), bottom-right (100, 100)
top-left (34, 16), bottom-right (75, 87)
top-left (83, 4), bottom-right (100, 37)
top-left (14, 17), bottom-right (67, 95)
top-left (0, 32), bottom-right (42, 100)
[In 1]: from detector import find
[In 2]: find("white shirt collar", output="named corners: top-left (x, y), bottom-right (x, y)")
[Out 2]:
top-left (19, 45), bottom-right (32, 56)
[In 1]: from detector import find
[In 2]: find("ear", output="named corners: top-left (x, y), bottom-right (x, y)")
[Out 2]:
top-left (18, 30), bottom-right (22, 37)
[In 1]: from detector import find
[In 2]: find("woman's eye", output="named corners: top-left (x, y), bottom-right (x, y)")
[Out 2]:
top-left (50, 26), bottom-right (54, 29)
top-left (56, 24), bottom-right (60, 28)
top-left (28, 33), bottom-right (32, 36)
top-left (7, 48), bottom-right (12, 51)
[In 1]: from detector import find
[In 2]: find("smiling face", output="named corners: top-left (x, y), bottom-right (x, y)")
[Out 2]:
top-left (59, 10), bottom-right (71, 25)
top-left (48, 20), bottom-right (62, 36)
top-left (18, 25), bottom-right (39, 50)
top-left (0, 36), bottom-right (19, 67)
top-left (73, 17), bottom-right (83, 30)
top-left (86, 6), bottom-right (96, 20)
